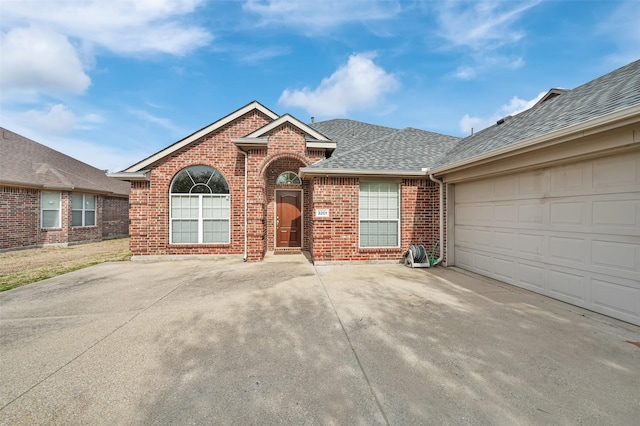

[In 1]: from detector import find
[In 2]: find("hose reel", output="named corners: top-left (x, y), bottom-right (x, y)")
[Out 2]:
top-left (404, 242), bottom-right (439, 268)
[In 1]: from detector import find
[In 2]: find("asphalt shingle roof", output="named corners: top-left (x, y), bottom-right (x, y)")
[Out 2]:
top-left (436, 60), bottom-right (640, 168)
top-left (310, 119), bottom-right (399, 155)
top-left (309, 120), bottom-right (460, 172)
top-left (0, 128), bottom-right (130, 196)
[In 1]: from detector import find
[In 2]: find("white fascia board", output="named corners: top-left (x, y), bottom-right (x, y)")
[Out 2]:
top-left (306, 141), bottom-right (337, 149)
top-left (429, 104), bottom-right (640, 176)
top-left (231, 137), bottom-right (269, 150)
top-left (107, 171), bottom-right (150, 181)
top-left (123, 101), bottom-right (279, 173)
top-left (299, 167), bottom-right (427, 178)
top-left (245, 114), bottom-right (329, 141)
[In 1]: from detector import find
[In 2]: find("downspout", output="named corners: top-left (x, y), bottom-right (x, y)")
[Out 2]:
top-left (428, 172), bottom-right (444, 266)
top-left (235, 146), bottom-right (248, 261)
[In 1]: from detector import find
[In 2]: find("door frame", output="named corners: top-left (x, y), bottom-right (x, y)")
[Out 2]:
top-left (274, 188), bottom-right (303, 249)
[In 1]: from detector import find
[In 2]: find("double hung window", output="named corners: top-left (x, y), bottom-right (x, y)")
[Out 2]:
top-left (359, 182), bottom-right (400, 248)
top-left (72, 194), bottom-right (96, 226)
top-left (170, 166), bottom-right (230, 244)
top-left (41, 191), bottom-right (61, 228)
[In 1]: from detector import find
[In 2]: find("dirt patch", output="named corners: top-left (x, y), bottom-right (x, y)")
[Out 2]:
top-left (0, 238), bottom-right (130, 291)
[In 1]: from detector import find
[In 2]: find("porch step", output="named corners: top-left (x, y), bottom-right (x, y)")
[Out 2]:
top-left (263, 251), bottom-right (312, 263)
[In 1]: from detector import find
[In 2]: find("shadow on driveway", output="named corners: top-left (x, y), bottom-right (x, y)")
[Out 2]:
top-left (1, 258), bottom-right (638, 425)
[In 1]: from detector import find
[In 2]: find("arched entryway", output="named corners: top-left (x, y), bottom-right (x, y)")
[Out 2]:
top-left (263, 156), bottom-right (308, 252)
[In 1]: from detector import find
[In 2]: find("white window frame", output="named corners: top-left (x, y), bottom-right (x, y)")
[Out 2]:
top-left (170, 194), bottom-right (231, 244)
top-left (72, 194), bottom-right (96, 227)
top-left (41, 191), bottom-right (61, 229)
top-left (359, 182), bottom-right (401, 248)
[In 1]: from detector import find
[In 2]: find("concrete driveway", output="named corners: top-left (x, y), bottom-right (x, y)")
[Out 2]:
top-left (1, 256), bottom-right (638, 425)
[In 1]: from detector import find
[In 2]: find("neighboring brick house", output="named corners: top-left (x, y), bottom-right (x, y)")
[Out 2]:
top-left (109, 102), bottom-right (458, 262)
top-left (0, 128), bottom-right (130, 251)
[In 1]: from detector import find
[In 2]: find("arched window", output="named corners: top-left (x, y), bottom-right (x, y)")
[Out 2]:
top-left (170, 166), bottom-right (230, 244)
top-left (276, 171), bottom-right (302, 185)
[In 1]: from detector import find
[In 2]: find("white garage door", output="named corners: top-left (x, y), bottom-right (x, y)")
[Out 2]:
top-left (454, 151), bottom-right (640, 325)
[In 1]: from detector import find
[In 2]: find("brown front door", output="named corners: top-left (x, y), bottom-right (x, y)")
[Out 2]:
top-left (276, 190), bottom-right (302, 248)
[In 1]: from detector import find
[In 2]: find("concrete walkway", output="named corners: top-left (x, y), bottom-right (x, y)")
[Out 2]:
top-left (1, 257), bottom-right (638, 425)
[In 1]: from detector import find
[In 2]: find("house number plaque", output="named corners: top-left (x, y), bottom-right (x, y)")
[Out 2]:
top-left (315, 208), bottom-right (330, 218)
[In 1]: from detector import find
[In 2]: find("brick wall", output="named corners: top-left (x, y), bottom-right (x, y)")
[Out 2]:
top-left (0, 186), bottom-right (40, 250)
top-left (309, 177), bottom-right (446, 262)
top-left (1, 186), bottom-right (130, 251)
top-left (129, 114), bottom-right (326, 260)
top-left (126, 110), bottom-right (447, 263)
top-left (129, 110), bottom-right (272, 257)
top-left (102, 195), bottom-right (130, 238)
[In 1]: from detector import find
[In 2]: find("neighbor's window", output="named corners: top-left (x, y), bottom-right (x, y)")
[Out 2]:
top-left (359, 182), bottom-right (400, 248)
top-left (170, 165), bottom-right (230, 244)
top-left (41, 191), bottom-right (61, 228)
top-left (72, 194), bottom-right (96, 227)
top-left (276, 171), bottom-right (301, 185)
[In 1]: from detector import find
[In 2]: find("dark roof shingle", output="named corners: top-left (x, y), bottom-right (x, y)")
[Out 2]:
top-left (436, 60), bottom-right (640, 168)
top-left (0, 128), bottom-right (130, 196)
top-left (309, 120), bottom-right (460, 172)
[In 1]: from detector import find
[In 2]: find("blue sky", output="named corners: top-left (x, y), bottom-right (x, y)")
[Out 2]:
top-left (1, 0), bottom-right (638, 172)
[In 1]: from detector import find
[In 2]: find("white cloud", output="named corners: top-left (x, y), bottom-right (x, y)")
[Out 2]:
top-left (2, 103), bottom-right (105, 135)
top-left (279, 52), bottom-right (399, 116)
top-left (127, 109), bottom-right (184, 135)
top-left (454, 56), bottom-right (524, 80)
top-left (432, 0), bottom-right (539, 78)
top-left (434, 0), bottom-right (539, 50)
top-left (0, 26), bottom-right (91, 98)
top-left (459, 91), bottom-right (545, 134)
top-left (243, 0), bottom-right (400, 31)
top-left (1, 0), bottom-right (212, 56)
top-left (597, 1), bottom-right (640, 66)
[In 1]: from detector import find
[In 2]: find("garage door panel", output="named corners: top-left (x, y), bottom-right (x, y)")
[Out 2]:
top-left (494, 257), bottom-right (516, 282)
top-left (549, 236), bottom-right (586, 264)
top-left (519, 171), bottom-right (547, 197)
top-left (473, 252), bottom-right (493, 275)
top-left (494, 204), bottom-right (517, 223)
top-left (550, 163), bottom-right (588, 194)
top-left (592, 199), bottom-right (640, 234)
top-left (516, 262), bottom-right (546, 291)
top-left (548, 268), bottom-right (586, 304)
top-left (494, 231), bottom-right (516, 251)
top-left (474, 229), bottom-right (492, 247)
top-left (518, 233), bottom-right (546, 257)
top-left (591, 240), bottom-right (638, 272)
top-left (455, 248), bottom-right (474, 270)
top-left (455, 226), bottom-right (473, 245)
top-left (592, 277), bottom-right (640, 320)
top-left (453, 150), bottom-right (640, 325)
top-left (518, 203), bottom-right (545, 225)
top-left (549, 201), bottom-right (587, 226)
top-left (494, 175), bottom-right (518, 197)
top-left (593, 155), bottom-right (639, 188)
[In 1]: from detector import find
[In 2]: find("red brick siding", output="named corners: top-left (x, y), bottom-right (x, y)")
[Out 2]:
top-left (102, 196), bottom-right (130, 238)
top-left (1, 187), bottom-right (128, 251)
top-left (1, 186), bottom-right (40, 250)
top-left (129, 115), bottom-right (326, 260)
top-left (129, 111), bottom-right (270, 257)
top-left (309, 177), bottom-right (446, 262)
top-left (127, 112), bottom-right (449, 263)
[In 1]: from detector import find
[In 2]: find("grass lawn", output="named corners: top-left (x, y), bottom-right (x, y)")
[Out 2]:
top-left (0, 238), bottom-right (130, 292)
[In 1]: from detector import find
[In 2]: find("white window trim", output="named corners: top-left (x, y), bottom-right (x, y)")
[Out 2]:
top-left (72, 194), bottom-right (96, 227)
top-left (169, 194), bottom-right (231, 244)
top-left (41, 191), bottom-right (61, 229)
top-left (358, 183), bottom-right (401, 248)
